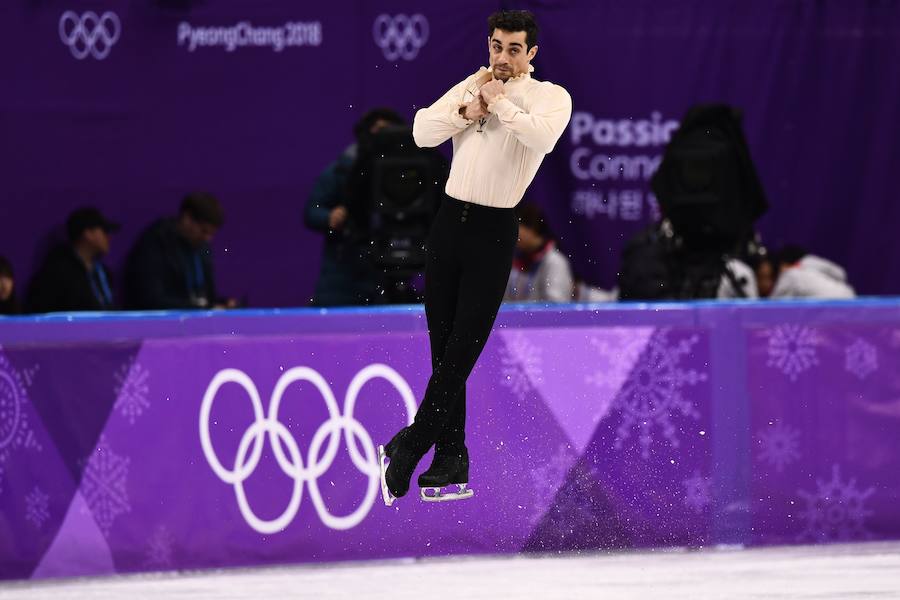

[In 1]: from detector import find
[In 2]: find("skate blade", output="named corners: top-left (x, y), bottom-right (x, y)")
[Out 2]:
top-left (420, 484), bottom-right (474, 503)
top-left (378, 445), bottom-right (396, 507)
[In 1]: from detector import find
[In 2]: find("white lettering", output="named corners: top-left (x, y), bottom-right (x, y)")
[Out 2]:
top-left (569, 111), bottom-right (680, 148)
top-left (570, 149), bottom-right (662, 182)
top-left (571, 189), bottom-right (658, 222)
top-left (176, 21), bottom-right (323, 52)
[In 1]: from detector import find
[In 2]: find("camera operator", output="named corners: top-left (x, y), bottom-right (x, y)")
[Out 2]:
top-left (304, 108), bottom-right (405, 307)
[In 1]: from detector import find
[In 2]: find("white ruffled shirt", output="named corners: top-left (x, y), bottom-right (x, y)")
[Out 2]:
top-left (412, 65), bottom-right (572, 208)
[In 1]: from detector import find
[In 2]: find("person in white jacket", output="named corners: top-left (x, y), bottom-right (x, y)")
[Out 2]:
top-left (378, 10), bottom-right (572, 506)
top-left (770, 246), bottom-right (856, 299)
top-left (504, 203), bottom-right (574, 303)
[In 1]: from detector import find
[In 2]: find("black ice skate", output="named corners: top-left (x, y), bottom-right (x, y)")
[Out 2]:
top-left (417, 445), bottom-right (474, 502)
top-left (378, 427), bottom-right (425, 507)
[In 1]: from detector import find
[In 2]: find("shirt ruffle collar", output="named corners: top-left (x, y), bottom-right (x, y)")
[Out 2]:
top-left (477, 63), bottom-right (534, 83)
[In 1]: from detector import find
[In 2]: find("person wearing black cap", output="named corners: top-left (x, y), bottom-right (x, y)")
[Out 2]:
top-left (124, 192), bottom-right (236, 310)
top-left (25, 207), bottom-right (120, 313)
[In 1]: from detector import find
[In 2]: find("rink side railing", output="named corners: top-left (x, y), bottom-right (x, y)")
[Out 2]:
top-left (1, 299), bottom-right (899, 580)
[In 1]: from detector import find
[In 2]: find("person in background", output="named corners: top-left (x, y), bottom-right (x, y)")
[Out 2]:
top-left (751, 252), bottom-right (778, 298)
top-left (504, 202), bottom-right (573, 303)
top-left (768, 245), bottom-right (856, 299)
top-left (717, 258), bottom-right (759, 299)
top-left (0, 256), bottom-right (21, 315)
top-left (572, 272), bottom-right (618, 302)
top-left (25, 207), bottom-right (118, 313)
top-left (125, 192), bottom-right (237, 310)
top-left (304, 108), bottom-right (406, 306)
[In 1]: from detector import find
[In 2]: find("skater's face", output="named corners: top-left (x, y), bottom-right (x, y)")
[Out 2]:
top-left (487, 29), bottom-right (537, 81)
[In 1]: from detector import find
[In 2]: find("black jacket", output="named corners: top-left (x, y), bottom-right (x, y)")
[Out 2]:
top-left (124, 218), bottom-right (218, 310)
top-left (0, 295), bottom-right (21, 315)
top-left (26, 245), bottom-right (115, 313)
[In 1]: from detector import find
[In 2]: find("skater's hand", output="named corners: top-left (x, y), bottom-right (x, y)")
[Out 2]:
top-left (461, 96), bottom-right (487, 121)
top-left (329, 205), bottom-right (348, 230)
top-left (479, 79), bottom-right (505, 105)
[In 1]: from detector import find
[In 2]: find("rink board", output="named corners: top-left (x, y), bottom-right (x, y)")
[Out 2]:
top-left (1, 299), bottom-right (899, 579)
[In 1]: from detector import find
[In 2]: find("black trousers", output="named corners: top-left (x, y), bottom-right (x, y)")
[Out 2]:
top-left (407, 196), bottom-right (519, 453)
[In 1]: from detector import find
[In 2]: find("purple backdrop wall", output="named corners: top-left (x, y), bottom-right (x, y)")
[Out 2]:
top-left (1, 0), bottom-right (494, 308)
top-left (521, 0), bottom-right (900, 293)
top-left (2, 1), bottom-right (899, 305)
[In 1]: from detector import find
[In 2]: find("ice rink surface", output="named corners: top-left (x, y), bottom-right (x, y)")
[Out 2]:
top-left (2, 542), bottom-right (899, 599)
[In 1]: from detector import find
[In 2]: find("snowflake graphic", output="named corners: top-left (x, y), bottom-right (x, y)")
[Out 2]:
top-left (0, 350), bottom-right (42, 496)
top-left (144, 526), bottom-right (175, 568)
top-left (683, 470), bottom-right (712, 514)
top-left (844, 338), bottom-right (878, 380)
top-left (25, 486), bottom-right (50, 530)
top-left (21, 365), bottom-right (40, 388)
top-left (499, 332), bottom-right (543, 402)
top-left (80, 436), bottom-right (131, 538)
top-left (114, 360), bottom-right (151, 425)
top-left (765, 325), bottom-right (820, 382)
top-left (529, 443), bottom-right (576, 525)
top-left (756, 421), bottom-right (802, 473)
top-left (612, 329), bottom-right (706, 459)
top-left (796, 464), bottom-right (875, 543)
top-left (585, 327), bottom-right (649, 394)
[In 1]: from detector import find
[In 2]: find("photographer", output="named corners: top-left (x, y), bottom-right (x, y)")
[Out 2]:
top-left (619, 104), bottom-right (768, 301)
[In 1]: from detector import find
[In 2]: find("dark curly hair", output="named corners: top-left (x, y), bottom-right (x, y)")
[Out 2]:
top-left (516, 201), bottom-right (553, 239)
top-left (353, 108), bottom-right (405, 141)
top-left (0, 255), bottom-right (13, 279)
top-left (488, 10), bottom-right (538, 49)
top-left (180, 192), bottom-right (225, 227)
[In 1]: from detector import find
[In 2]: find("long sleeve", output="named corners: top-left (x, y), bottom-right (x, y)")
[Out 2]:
top-left (413, 76), bottom-right (475, 148)
top-left (426, 69), bottom-right (571, 208)
top-left (540, 253), bottom-right (575, 303)
top-left (128, 244), bottom-right (194, 310)
top-left (304, 162), bottom-right (342, 233)
top-left (25, 263), bottom-right (61, 313)
top-left (201, 248), bottom-right (219, 307)
top-left (488, 84), bottom-right (572, 154)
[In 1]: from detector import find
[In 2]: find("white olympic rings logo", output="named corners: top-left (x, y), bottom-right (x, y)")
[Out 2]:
top-left (372, 14), bottom-right (429, 61)
top-left (199, 364), bottom-right (416, 534)
top-left (59, 11), bottom-right (121, 60)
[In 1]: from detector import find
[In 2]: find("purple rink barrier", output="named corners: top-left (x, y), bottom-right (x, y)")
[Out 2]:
top-left (1, 299), bottom-right (900, 580)
top-left (4, 1), bottom-right (900, 303)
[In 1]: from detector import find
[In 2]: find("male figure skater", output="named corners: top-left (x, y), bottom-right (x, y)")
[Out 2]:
top-left (379, 10), bottom-right (572, 505)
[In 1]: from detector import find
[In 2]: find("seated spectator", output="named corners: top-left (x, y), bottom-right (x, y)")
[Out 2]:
top-left (125, 192), bottom-right (237, 310)
top-left (769, 245), bottom-right (855, 299)
top-left (573, 277), bottom-right (618, 302)
top-left (504, 203), bottom-right (573, 303)
top-left (26, 207), bottom-right (118, 313)
top-left (0, 256), bottom-right (21, 315)
top-left (751, 252), bottom-right (777, 298)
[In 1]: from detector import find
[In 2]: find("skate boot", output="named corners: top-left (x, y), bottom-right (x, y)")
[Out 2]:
top-left (418, 445), bottom-right (474, 502)
top-left (378, 426), bottom-right (426, 507)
